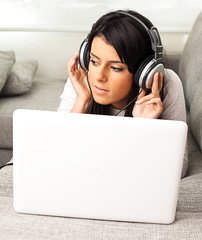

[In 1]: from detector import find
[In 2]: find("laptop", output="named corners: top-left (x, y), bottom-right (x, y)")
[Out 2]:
top-left (13, 109), bottom-right (187, 224)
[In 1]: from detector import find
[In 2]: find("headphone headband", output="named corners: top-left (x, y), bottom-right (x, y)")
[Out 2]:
top-left (117, 11), bottom-right (163, 60)
top-left (79, 10), bottom-right (164, 91)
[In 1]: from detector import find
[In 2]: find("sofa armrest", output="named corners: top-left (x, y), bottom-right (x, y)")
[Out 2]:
top-left (164, 53), bottom-right (181, 74)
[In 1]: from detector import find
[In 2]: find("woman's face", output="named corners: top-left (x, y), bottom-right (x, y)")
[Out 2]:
top-left (88, 36), bottom-right (133, 109)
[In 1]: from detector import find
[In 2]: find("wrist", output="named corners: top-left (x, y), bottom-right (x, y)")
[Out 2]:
top-left (71, 97), bottom-right (91, 113)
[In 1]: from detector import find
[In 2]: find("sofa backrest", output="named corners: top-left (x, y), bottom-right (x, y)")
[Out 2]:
top-left (190, 81), bottom-right (202, 150)
top-left (178, 11), bottom-right (202, 111)
top-left (178, 11), bottom-right (202, 150)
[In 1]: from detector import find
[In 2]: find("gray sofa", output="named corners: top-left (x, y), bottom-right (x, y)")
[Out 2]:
top-left (0, 12), bottom-right (202, 240)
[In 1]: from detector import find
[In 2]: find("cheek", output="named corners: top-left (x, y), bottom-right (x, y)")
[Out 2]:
top-left (112, 75), bottom-right (133, 95)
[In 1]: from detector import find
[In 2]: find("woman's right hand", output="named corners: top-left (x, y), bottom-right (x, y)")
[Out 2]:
top-left (67, 52), bottom-right (91, 112)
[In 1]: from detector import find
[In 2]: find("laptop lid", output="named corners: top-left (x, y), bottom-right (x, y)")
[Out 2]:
top-left (13, 109), bottom-right (187, 224)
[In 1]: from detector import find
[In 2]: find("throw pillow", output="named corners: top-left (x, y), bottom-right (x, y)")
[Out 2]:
top-left (190, 77), bottom-right (202, 150)
top-left (0, 59), bottom-right (38, 96)
top-left (0, 50), bottom-right (15, 92)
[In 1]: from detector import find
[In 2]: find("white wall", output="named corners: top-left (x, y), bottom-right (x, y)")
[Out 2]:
top-left (0, 30), bottom-right (189, 79)
top-left (0, 0), bottom-right (201, 79)
top-left (1, 0), bottom-right (201, 32)
top-left (0, 31), bottom-right (86, 79)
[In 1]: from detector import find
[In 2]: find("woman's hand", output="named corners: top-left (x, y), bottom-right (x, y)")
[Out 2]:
top-left (132, 72), bottom-right (163, 119)
top-left (67, 52), bottom-right (91, 112)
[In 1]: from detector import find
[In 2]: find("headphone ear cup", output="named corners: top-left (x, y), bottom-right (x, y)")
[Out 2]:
top-left (133, 55), bottom-right (153, 89)
top-left (133, 56), bottom-right (164, 91)
top-left (78, 38), bottom-right (90, 71)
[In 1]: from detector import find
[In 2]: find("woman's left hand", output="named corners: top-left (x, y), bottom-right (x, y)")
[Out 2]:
top-left (132, 72), bottom-right (163, 119)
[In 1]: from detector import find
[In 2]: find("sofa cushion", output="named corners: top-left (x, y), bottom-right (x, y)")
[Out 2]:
top-left (189, 79), bottom-right (202, 150)
top-left (164, 54), bottom-right (181, 74)
top-left (187, 131), bottom-right (202, 175)
top-left (0, 51), bottom-right (15, 92)
top-left (0, 59), bottom-right (38, 97)
top-left (177, 173), bottom-right (202, 212)
top-left (0, 77), bottom-right (65, 149)
top-left (178, 11), bottom-right (202, 111)
top-left (176, 130), bottom-right (202, 212)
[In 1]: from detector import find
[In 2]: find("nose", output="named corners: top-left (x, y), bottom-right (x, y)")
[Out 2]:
top-left (95, 65), bottom-right (107, 82)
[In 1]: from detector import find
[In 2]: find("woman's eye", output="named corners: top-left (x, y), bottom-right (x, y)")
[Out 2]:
top-left (90, 59), bottom-right (98, 66)
top-left (111, 66), bottom-right (123, 72)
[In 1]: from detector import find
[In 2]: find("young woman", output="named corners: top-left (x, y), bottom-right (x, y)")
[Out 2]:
top-left (58, 10), bottom-right (188, 178)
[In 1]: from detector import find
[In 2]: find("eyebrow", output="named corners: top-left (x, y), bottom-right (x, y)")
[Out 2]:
top-left (90, 52), bottom-right (124, 64)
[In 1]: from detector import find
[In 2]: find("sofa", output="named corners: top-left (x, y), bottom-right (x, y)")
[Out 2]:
top-left (0, 12), bottom-right (202, 240)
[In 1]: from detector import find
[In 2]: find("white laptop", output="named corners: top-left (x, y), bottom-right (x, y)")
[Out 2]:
top-left (13, 109), bottom-right (187, 224)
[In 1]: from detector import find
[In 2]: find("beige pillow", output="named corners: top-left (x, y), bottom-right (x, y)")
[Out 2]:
top-left (0, 59), bottom-right (38, 96)
top-left (0, 50), bottom-right (15, 92)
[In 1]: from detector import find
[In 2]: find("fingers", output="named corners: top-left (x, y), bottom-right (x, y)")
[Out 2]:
top-left (69, 51), bottom-right (79, 67)
top-left (136, 88), bottom-right (146, 101)
top-left (146, 97), bottom-right (163, 115)
top-left (67, 51), bottom-right (86, 77)
top-left (136, 93), bottom-right (152, 105)
top-left (158, 72), bottom-right (163, 92)
top-left (136, 72), bottom-right (163, 105)
top-left (146, 97), bottom-right (163, 107)
top-left (67, 52), bottom-right (77, 76)
top-left (151, 72), bottom-right (163, 96)
top-left (68, 59), bottom-right (76, 76)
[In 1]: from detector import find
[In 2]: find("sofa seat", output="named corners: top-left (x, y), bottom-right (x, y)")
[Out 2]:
top-left (0, 77), bottom-right (66, 166)
top-left (177, 131), bottom-right (202, 212)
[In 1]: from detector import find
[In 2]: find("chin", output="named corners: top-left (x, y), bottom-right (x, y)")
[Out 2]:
top-left (93, 96), bottom-right (111, 105)
top-left (94, 99), bottom-right (111, 105)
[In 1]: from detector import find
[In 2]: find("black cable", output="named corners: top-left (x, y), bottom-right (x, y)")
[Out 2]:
top-left (0, 163), bottom-right (13, 170)
top-left (115, 89), bottom-right (143, 116)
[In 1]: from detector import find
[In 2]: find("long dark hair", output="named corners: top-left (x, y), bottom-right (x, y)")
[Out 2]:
top-left (86, 10), bottom-right (155, 117)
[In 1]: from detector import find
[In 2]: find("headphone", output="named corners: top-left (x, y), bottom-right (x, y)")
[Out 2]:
top-left (79, 10), bottom-right (164, 91)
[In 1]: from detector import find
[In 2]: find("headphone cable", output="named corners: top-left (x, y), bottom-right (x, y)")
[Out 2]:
top-left (115, 89), bottom-right (143, 116)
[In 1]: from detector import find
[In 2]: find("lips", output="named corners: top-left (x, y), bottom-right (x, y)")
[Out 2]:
top-left (93, 85), bottom-right (109, 94)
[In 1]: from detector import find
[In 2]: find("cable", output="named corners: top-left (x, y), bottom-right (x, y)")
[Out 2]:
top-left (115, 89), bottom-right (143, 116)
